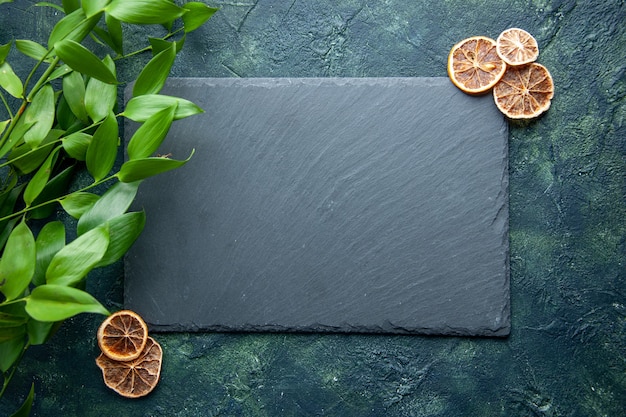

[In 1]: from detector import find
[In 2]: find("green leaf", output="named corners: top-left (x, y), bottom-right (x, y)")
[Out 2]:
top-left (62, 131), bottom-right (91, 160)
top-left (175, 33), bottom-right (186, 50)
top-left (48, 8), bottom-right (101, 47)
top-left (77, 181), bottom-right (140, 234)
top-left (91, 26), bottom-right (113, 50)
top-left (23, 84), bottom-right (55, 148)
top-left (0, 119), bottom-right (34, 159)
top-left (91, 16), bottom-right (123, 55)
top-left (86, 111), bottom-right (118, 181)
top-left (45, 224), bottom-right (109, 286)
top-left (0, 317), bottom-right (28, 348)
top-left (23, 146), bottom-right (61, 206)
top-left (25, 285), bottom-right (109, 322)
top-left (0, 312), bottom-right (28, 329)
top-left (0, 177), bottom-right (18, 213)
top-left (30, 165), bottom-right (75, 219)
top-left (133, 43), bottom-right (175, 96)
top-left (127, 104), bottom-right (176, 160)
top-left (0, 336), bottom-right (25, 372)
top-left (148, 37), bottom-right (183, 55)
top-left (0, 62), bottom-right (24, 98)
top-left (105, 0), bottom-right (185, 24)
top-left (54, 40), bottom-right (117, 84)
top-left (0, 218), bottom-right (18, 254)
top-left (0, 172), bottom-right (18, 206)
top-left (35, 1), bottom-right (64, 12)
top-left (9, 142), bottom-right (56, 175)
top-left (0, 312), bottom-right (28, 343)
top-left (27, 319), bottom-right (57, 345)
top-left (0, 322), bottom-right (26, 343)
top-left (0, 184), bottom-right (23, 248)
top-left (46, 64), bottom-right (72, 82)
top-left (82, 0), bottom-right (110, 17)
top-left (61, 0), bottom-right (80, 13)
top-left (59, 192), bottom-right (99, 219)
top-left (10, 383), bottom-right (35, 417)
top-left (33, 221), bottom-right (65, 287)
top-left (0, 41), bottom-right (10, 64)
top-left (55, 94), bottom-right (75, 131)
top-left (161, 20), bottom-right (174, 33)
top-left (85, 55), bottom-right (117, 122)
top-left (182, 2), bottom-right (219, 33)
top-left (97, 211), bottom-right (146, 267)
top-left (106, 14), bottom-right (123, 54)
top-left (0, 221), bottom-right (36, 301)
top-left (118, 150), bottom-right (194, 182)
top-left (62, 71), bottom-right (89, 122)
top-left (0, 119), bottom-right (8, 136)
top-left (8, 129), bottom-right (62, 174)
top-left (15, 39), bottom-right (50, 61)
top-left (123, 94), bottom-right (203, 122)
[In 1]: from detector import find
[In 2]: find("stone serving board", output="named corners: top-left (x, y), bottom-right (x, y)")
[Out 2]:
top-left (124, 77), bottom-right (510, 336)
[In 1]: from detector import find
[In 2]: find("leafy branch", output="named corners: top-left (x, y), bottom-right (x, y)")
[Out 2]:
top-left (0, 0), bottom-right (218, 414)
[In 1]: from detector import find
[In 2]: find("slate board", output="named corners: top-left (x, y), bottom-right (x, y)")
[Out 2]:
top-left (124, 77), bottom-right (510, 336)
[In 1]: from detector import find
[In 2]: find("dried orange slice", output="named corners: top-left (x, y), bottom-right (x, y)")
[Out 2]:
top-left (493, 62), bottom-right (554, 119)
top-left (97, 310), bottom-right (148, 362)
top-left (496, 28), bottom-right (539, 66)
top-left (447, 36), bottom-right (507, 95)
top-left (96, 336), bottom-right (163, 398)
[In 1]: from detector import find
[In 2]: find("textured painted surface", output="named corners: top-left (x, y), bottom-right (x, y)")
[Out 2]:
top-left (125, 77), bottom-right (509, 336)
top-left (1, 0), bottom-right (625, 416)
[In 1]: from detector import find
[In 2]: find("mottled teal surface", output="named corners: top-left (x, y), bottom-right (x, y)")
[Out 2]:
top-left (1, 0), bottom-right (625, 415)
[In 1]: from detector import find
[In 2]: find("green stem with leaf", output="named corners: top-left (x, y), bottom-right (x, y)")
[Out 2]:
top-left (0, 1), bottom-right (218, 415)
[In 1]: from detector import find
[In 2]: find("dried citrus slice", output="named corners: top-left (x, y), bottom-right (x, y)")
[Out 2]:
top-left (97, 310), bottom-right (148, 362)
top-left (493, 62), bottom-right (554, 119)
top-left (496, 28), bottom-right (539, 66)
top-left (447, 36), bottom-right (507, 95)
top-left (96, 336), bottom-right (163, 398)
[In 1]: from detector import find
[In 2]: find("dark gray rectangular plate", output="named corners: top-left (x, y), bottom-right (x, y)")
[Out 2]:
top-left (124, 77), bottom-right (510, 336)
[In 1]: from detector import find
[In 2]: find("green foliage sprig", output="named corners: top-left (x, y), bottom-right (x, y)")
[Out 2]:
top-left (0, 0), bottom-right (217, 413)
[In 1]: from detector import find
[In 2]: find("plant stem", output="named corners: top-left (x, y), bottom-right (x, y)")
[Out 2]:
top-left (25, 56), bottom-right (60, 102)
top-left (114, 27), bottom-right (185, 61)
top-left (0, 174), bottom-right (118, 223)
top-left (0, 101), bottom-right (27, 153)
top-left (0, 90), bottom-right (13, 119)
top-left (21, 55), bottom-right (46, 100)
top-left (115, 45), bottom-right (152, 61)
top-left (0, 117), bottom-right (103, 169)
top-left (0, 56), bottom-right (60, 152)
top-left (0, 296), bottom-right (26, 307)
top-left (0, 141), bottom-right (57, 170)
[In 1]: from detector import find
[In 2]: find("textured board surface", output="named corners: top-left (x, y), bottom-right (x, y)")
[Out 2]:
top-left (124, 77), bottom-right (509, 336)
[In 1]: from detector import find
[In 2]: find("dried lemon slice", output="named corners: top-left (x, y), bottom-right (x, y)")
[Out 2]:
top-left (97, 310), bottom-right (148, 362)
top-left (496, 28), bottom-right (539, 66)
top-left (447, 36), bottom-right (507, 95)
top-left (96, 336), bottom-right (163, 398)
top-left (493, 62), bottom-right (554, 119)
